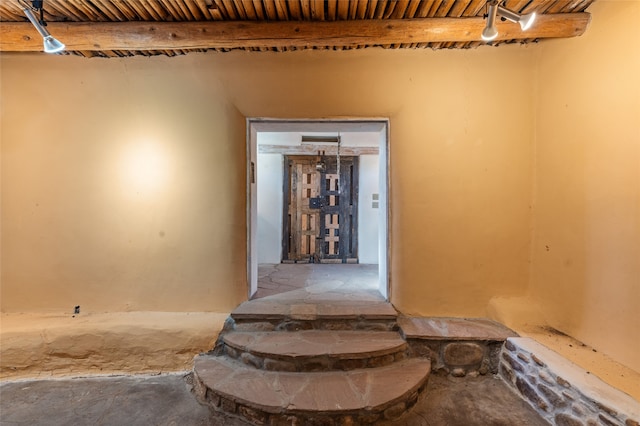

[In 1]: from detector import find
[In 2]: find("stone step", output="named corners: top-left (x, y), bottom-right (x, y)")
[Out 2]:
top-left (230, 298), bottom-right (398, 332)
top-left (222, 330), bottom-right (408, 372)
top-left (398, 316), bottom-right (519, 377)
top-left (398, 316), bottom-right (518, 341)
top-left (193, 355), bottom-right (431, 425)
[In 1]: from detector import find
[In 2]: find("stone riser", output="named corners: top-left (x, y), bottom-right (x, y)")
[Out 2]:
top-left (224, 344), bottom-right (409, 372)
top-left (232, 318), bottom-right (398, 333)
top-left (406, 339), bottom-right (504, 377)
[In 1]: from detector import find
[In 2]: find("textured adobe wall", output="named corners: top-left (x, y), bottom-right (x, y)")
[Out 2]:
top-left (1, 55), bottom-right (248, 312)
top-left (1, 46), bottom-right (534, 317)
top-left (0, 312), bottom-right (227, 378)
top-left (207, 47), bottom-right (536, 316)
top-left (531, 0), bottom-right (640, 372)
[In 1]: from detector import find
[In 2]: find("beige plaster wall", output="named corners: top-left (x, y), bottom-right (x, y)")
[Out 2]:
top-left (213, 48), bottom-right (537, 317)
top-left (1, 46), bottom-right (535, 317)
top-left (1, 55), bottom-right (248, 313)
top-left (531, 0), bottom-right (640, 372)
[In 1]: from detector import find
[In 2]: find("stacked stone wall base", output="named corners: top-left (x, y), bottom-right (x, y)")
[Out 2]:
top-left (499, 338), bottom-right (640, 426)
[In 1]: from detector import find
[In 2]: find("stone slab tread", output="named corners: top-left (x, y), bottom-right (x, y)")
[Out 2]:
top-left (223, 330), bottom-right (407, 360)
top-left (194, 355), bottom-right (431, 415)
top-left (399, 316), bottom-right (518, 341)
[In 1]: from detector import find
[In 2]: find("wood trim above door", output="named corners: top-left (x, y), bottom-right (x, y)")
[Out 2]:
top-left (259, 144), bottom-right (378, 155)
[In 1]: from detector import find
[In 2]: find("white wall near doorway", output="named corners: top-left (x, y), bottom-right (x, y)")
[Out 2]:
top-left (257, 153), bottom-right (283, 263)
top-left (358, 154), bottom-right (380, 264)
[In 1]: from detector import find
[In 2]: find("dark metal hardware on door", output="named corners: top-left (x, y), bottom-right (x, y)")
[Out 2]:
top-left (309, 197), bottom-right (322, 209)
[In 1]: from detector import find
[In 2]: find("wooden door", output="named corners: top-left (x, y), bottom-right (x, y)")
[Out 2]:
top-left (283, 155), bottom-right (358, 263)
top-left (283, 157), bottom-right (320, 262)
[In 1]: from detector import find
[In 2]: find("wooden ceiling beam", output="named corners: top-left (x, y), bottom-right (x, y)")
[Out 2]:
top-left (0, 14), bottom-right (590, 52)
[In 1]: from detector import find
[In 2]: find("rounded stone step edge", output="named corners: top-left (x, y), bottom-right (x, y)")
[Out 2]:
top-left (193, 356), bottom-right (432, 426)
top-left (223, 337), bottom-right (409, 373)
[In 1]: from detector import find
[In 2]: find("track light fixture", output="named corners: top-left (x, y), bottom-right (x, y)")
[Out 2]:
top-left (498, 5), bottom-right (537, 31)
top-left (481, 0), bottom-right (499, 41)
top-left (482, 0), bottom-right (537, 42)
top-left (19, 0), bottom-right (65, 53)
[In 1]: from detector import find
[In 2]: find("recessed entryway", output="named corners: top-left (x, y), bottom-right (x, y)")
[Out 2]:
top-left (247, 119), bottom-right (390, 300)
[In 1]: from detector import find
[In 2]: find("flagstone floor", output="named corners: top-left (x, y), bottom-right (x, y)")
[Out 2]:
top-left (254, 263), bottom-right (379, 299)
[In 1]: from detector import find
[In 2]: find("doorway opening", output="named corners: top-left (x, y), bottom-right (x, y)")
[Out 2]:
top-left (247, 119), bottom-right (389, 300)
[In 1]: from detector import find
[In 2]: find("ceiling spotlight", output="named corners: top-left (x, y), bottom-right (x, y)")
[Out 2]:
top-left (481, 1), bottom-right (537, 42)
top-left (21, 0), bottom-right (65, 53)
top-left (481, 0), bottom-right (499, 42)
top-left (497, 5), bottom-right (537, 31)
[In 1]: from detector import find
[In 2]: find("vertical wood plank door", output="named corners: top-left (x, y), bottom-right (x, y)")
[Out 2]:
top-left (283, 156), bottom-right (319, 262)
top-left (283, 155), bottom-right (358, 263)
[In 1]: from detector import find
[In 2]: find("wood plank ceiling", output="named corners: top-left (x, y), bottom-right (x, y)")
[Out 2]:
top-left (0, 0), bottom-right (594, 58)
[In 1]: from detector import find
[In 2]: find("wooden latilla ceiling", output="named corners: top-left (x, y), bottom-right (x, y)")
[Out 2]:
top-left (0, 0), bottom-right (594, 58)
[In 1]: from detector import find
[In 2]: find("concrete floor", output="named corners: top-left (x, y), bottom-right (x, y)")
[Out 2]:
top-left (0, 372), bottom-right (546, 426)
top-left (0, 373), bottom-right (240, 426)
